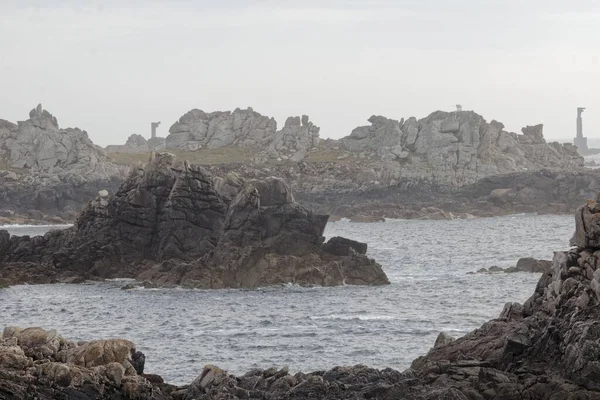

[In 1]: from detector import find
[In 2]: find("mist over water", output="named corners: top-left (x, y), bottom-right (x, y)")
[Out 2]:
top-left (0, 214), bottom-right (572, 385)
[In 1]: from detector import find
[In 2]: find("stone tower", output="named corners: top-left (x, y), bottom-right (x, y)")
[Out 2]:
top-left (151, 121), bottom-right (161, 140)
top-left (574, 107), bottom-right (588, 153)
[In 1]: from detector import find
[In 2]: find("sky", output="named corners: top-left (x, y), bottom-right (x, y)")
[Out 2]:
top-left (1, 0), bottom-right (599, 146)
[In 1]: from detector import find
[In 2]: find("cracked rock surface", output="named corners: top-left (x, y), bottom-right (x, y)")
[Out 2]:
top-left (0, 152), bottom-right (388, 289)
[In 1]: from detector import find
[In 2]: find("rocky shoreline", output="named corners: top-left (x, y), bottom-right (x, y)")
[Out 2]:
top-left (4, 196), bottom-right (600, 398)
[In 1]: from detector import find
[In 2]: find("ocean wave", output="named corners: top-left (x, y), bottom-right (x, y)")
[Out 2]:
top-left (0, 224), bottom-right (72, 228)
top-left (309, 314), bottom-right (396, 321)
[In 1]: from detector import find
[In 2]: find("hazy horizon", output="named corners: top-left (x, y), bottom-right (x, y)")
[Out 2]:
top-left (1, 0), bottom-right (599, 146)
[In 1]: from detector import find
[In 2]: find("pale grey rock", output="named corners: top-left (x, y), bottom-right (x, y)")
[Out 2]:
top-left (339, 110), bottom-right (584, 186)
top-left (165, 107), bottom-right (277, 150)
top-left (266, 115), bottom-right (320, 161)
top-left (0, 105), bottom-right (127, 217)
top-left (0, 104), bottom-right (120, 177)
top-left (105, 134), bottom-right (150, 153)
top-left (165, 107), bottom-right (320, 162)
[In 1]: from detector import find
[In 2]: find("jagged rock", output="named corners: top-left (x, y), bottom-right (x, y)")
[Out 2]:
top-left (339, 111), bottom-right (583, 186)
top-left (433, 332), bottom-right (456, 348)
top-left (515, 257), bottom-right (552, 273)
top-left (266, 115), bottom-right (320, 161)
top-left (166, 107), bottom-right (277, 150)
top-left (0, 153), bottom-right (388, 289)
top-left (0, 105), bottom-right (126, 219)
top-left (0, 104), bottom-right (115, 172)
top-left (571, 198), bottom-right (600, 248)
top-left (164, 107), bottom-right (320, 161)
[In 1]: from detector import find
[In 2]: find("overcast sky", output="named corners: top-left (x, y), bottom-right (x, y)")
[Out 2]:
top-left (1, 0), bottom-right (599, 146)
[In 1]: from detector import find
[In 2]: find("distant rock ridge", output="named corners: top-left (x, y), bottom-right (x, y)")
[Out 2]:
top-left (339, 110), bottom-right (583, 185)
top-left (0, 104), bottom-right (119, 175)
top-left (165, 107), bottom-right (320, 162)
top-left (0, 152), bottom-right (388, 289)
top-left (0, 105), bottom-right (126, 220)
top-left (106, 134), bottom-right (166, 153)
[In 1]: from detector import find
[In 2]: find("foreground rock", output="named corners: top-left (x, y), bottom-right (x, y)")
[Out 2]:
top-left (404, 197), bottom-right (600, 398)
top-left (0, 326), bottom-right (172, 399)
top-left (0, 153), bottom-right (388, 288)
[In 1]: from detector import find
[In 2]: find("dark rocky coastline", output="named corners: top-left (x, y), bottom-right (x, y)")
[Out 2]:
top-left (3, 196), bottom-right (600, 399)
top-left (0, 152), bottom-right (388, 289)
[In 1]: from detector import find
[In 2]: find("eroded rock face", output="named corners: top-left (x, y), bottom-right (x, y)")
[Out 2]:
top-left (165, 107), bottom-right (320, 161)
top-left (340, 111), bottom-right (583, 186)
top-left (0, 104), bottom-right (114, 172)
top-left (166, 107), bottom-right (277, 151)
top-left (0, 105), bottom-right (126, 219)
top-left (0, 153), bottom-right (388, 289)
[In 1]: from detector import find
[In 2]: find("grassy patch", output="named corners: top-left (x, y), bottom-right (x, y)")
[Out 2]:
top-left (109, 147), bottom-right (256, 166)
top-left (305, 148), bottom-right (364, 163)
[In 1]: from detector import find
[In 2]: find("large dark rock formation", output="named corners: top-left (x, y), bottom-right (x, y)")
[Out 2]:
top-left (0, 153), bottom-right (388, 288)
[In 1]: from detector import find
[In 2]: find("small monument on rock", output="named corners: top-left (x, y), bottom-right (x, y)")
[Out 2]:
top-left (150, 121), bottom-right (161, 140)
top-left (574, 107), bottom-right (588, 153)
top-left (150, 121), bottom-right (161, 150)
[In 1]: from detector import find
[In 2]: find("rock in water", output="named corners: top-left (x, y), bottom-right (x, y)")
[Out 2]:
top-left (0, 153), bottom-right (388, 289)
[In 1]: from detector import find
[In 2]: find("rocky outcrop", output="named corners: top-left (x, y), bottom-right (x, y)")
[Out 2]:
top-left (340, 111), bottom-right (583, 186)
top-left (0, 104), bottom-right (115, 172)
top-left (165, 107), bottom-right (320, 161)
top-left (0, 326), bottom-right (171, 399)
top-left (264, 115), bottom-right (320, 162)
top-left (0, 106), bottom-right (588, 222)
top-left (0, 153), bottom-right (388, 288)
top-left (166, 107), bottom-right (277, 151)
top-left (0, 105), bottom-right (126, 220)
